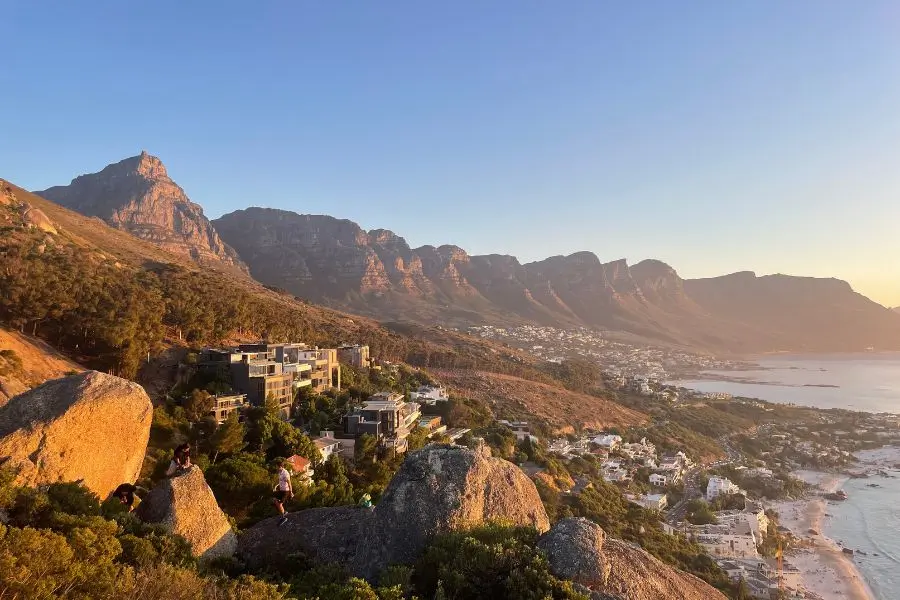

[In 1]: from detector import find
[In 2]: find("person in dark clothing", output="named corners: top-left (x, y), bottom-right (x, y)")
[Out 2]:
top-left (112, 483), bottom-right (146, 512)
top-left (166, 443), bottom-right (192, 477)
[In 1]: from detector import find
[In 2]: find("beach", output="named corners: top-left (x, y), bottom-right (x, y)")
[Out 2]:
top-left (772, 471), bottom-right (876, 600)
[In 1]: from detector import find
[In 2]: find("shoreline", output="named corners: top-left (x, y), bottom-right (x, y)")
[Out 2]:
top-left (773, 471), bottom-right (876, 600)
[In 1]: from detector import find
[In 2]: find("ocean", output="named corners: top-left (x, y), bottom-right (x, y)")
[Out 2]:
top-left (826, 461), bottom-right (900, 600)
top-left (670, 353), bottom-right (900, 413)
top-left (671, 354), bottom-right (900, 600)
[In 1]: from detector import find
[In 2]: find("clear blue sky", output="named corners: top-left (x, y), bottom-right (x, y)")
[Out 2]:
top-left (3, 2), bottom-right (900, 305)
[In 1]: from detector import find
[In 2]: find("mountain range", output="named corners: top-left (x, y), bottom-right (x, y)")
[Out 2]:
top-left (34, 153), bottom-right (900, 354)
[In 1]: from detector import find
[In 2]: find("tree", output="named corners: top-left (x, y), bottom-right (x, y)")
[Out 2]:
top-left (406, 426), bottom-right (431, 452)
top-left (735, 578), bottom-right (752, 600)
top-left (210, 412), bottom-right (245, 462)
top-left (355, 434), bottom-right (378, 465)
top-left (204, 454), bottom-right (273, 516)
top-left (183, 389), bottom-right (214, 423)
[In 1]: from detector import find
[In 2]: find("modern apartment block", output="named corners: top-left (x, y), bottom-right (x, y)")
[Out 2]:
top-left (198, 341), bottom-right (342, 419)
top-left (337, 344), bottom-right (371, 368)
top-left (296, 347), bottom-right (341, 393)
top-left (343, 391), bottom-right (422, 453)
top-left (208, 393), bottom-right (247, 424)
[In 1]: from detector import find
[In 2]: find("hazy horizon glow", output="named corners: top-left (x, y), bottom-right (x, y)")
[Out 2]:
top-left (3, 2), bottom-right (899, 306)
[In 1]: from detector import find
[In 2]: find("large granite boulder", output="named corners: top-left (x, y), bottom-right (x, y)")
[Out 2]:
top-left (537, 517), bottom-right (610, 590)
top-left (136, 466), bottom-right (236, 561)
top-left (237, 506), bottom-right (374, 572)
top-left (351, 443), bottom-right (550, 579)
top-left (0, 371), bottom-right (152, 498)
top-left (538, 518), bottom-right (727, 600)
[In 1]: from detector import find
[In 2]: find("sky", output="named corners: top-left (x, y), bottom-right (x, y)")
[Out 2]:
top-left (3, 2), bottom-right (900, 305)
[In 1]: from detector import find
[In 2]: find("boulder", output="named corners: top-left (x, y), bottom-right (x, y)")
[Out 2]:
top-left (21, 204), bottom-right (57, 234)
top-left (537, 517), bottom-right (610, 589)
top-left (136, 466), bottom-right (236, 561)
top-left (0, 371), bottom-right (152, 498)
top-left (538, 518), bottom-right (727, 600)
top-left (237, 506), bottom-right (374, 572)
top-left (351, 443), bottom-right (550, 579)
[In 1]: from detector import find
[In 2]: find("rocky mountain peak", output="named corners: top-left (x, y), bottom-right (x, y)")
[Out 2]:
top-left (36, 154), bottom-right (246, 272)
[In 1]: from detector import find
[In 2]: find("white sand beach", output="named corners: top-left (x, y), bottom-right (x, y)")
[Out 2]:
top-left (771, 470), bottom-right (875, 600)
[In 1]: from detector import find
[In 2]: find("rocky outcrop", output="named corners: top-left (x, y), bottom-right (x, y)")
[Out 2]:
top-left (238, 444), bottom-right (550, 579)
top-left (353, 443), bottom-right (549, 578)
top-left (21, 205), bottom-right (57, 234)
top-left (136, 466), bottom-right (236, 561)
top-left (237, 506), bottom-right (373, 572)
top-left (0, 371), bottom-right (152, 498)
top-left (538, 518), bottom-right (727, 600)
top-left (36, 152), bottom-right (246, 271)
top-left (537, 517), bottom-right (610, 590)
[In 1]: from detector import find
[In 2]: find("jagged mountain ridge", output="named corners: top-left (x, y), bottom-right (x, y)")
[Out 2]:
top-left (36, 152), bottom-right (247, 272)
top-left (213, 207), bottom-right (900, 353)
top-left (26, 153), bottom-right (900, 353)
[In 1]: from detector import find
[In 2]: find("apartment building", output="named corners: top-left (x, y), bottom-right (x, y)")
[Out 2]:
top-left (208, 393), bottom-right (247, 424)
top-left (297, 347), bottom-right (341, 393)
top-left (337, 344), bottom-right (371, 368)
top-left (344, 392), bottom-right (421, 453)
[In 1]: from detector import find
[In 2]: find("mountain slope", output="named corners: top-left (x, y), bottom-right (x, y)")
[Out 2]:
top-left (36, 152), bottom-right (247, 273)
top-left (1, 177), bottom-right (591, 406)
top-left (214, 207), bottom-right (900, 353)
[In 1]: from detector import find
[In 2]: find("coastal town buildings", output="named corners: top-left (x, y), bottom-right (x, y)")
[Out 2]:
top-left (707, 476), bottom-right (741, 500)
top-left (409, 384), bottom-right (449, 405)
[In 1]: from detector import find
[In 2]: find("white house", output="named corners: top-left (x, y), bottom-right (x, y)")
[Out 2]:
top-left (409, 384), bottom-right (449, 405)
top-left (313, 432), bottom-right (342, 463)
top-left (499, 420), bottom-right (535, 442)
top-left (707, 476), bottom-right (741, 500)
top-left (695, 526), bottom-right (759, 559)
top-left (649, 473), bottom-right (670, 487)
top-left (592, 434), bottom-right (622, 450)
top-left (627, 493), bottom-right (668, 511)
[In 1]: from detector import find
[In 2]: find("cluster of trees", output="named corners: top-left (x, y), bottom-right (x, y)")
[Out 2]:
top-left (0, 470), bottom-right (287, 599)
top-left (0, 227), bottom-right (554, 385)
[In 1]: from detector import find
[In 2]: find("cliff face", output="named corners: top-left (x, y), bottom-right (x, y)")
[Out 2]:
top-left (36, 152), bottom-right (246, 271)
top-left (213, 206), bottom-right (900, 352)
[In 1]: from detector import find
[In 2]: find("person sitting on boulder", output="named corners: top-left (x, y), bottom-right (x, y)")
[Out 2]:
top-left (112, 482), bottom-right (147, 512)
top-left (273, 460), bottom-right (294, 526)
top-left (166, 443), bottom-right (192, 477)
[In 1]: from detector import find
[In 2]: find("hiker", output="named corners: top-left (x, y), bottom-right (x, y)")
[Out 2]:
top-left (112, 482), bottom-right (146, 512)
top-left (359, 492), bottom-right (373, 509)
top-left (273, 460), bottom-right (294, 526)
top-left (166, 443), bottom-right (192, 477)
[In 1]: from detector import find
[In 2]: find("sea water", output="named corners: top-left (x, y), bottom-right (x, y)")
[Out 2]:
top-left (825, 470), bottom-right (900, 600)
top-left (670, 353), bottom-right (900, 413)
top-left (671, 354), bottom-right (900, 599)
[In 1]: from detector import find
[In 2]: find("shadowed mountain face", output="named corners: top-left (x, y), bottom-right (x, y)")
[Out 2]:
top-left (213, 208), bottom-right (900, 353)
top-left (27, 153), bottom-right (900, 354)
top-left (36, 153), bottom-right (247, 272)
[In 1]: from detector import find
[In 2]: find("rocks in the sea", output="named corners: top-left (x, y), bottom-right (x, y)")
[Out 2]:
top-left (136, 466), bottom-right (236, 561)
top-left (538, 518), bottom-right (727, 600)
top-left (0, 371), bottom-right (152, 498)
